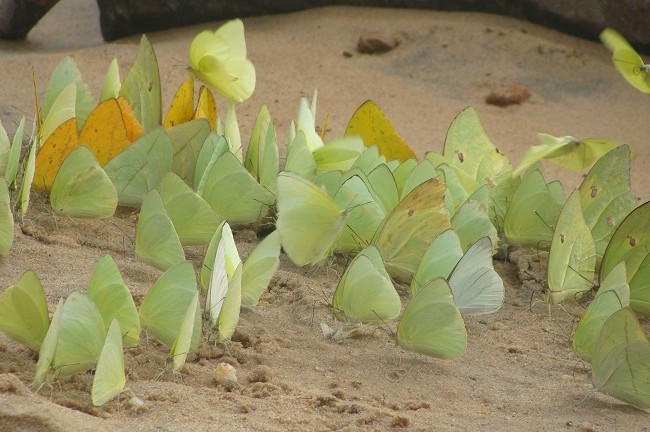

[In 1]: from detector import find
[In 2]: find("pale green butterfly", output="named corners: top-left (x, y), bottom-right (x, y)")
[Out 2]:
top-left (276, 171), bottom-right (348, 266)
top-left (3, 116), bottom-right (25, 189)
top-left (39, 81), bottom-right (76, 145)
top-left (573, 262), bottom-right (629, 363)
top-left (442, 107), bottom-right (512, 196)
top-left (91, 319), bottom-right (126, 406)
top-left (599, 28), bottom-right (650, 94)
top-left (0, 270), bottom-right (49, 351)
top-left (295, 94), bottom-right (324, 152)
top-left (169, 292), bottom-right (200, 373)
top-left (103, 126), bottom-right (173, 208)
top-left (135, 189), bottom-right (185, 271)
top-left (366, 163), bottom-right (399, 214)
top-left (33, 292), bottom-right (106, 388)
top-left (0, 177), bottom-right (13, 253)
top-left (544, 190), bottom-right (596, 305)
top-left (591, 307), bottom-right (650, 408)
top-left (138, 260), bottom-right (202, 352)
top-left (200, 150), bottom-right (275, 225)
top-left (396, 277), bottom-right (467, 360)
top-left (450, 194), bottom-right (497, 253)
top-left (205, 238), bottom-right (242, 343)
top-left (33, 299), bottom-right (64, 389)
top-left (189, 19), bottom-right (256, 103)
top-left (411, 229), bottom-right (463, 294)
top-left (284, 130), bottom-right (317, 181)
top-left (332, 172), bottom-right (386, 254)
top-left (351, 145), bottom-right (386, 175)
top-left (194, 132), bottom-right (229, 193)
top-left (514, 133), bottom-right (624, 176)
top-left (200, 221), bottom-right (242, 293)
top-left (578, 145), bottom-right (636, 268)
top-left (166, 118), bottom-right (211, 185)
top-left (87, 254), bottom-right (141, 347)
top-left (435, 162), bottom-right (469, 215)
top-left (49, 145), bottom-right (118, 219)
top-left (391, 158), bottom-right (417, 197)
top-left (241, 230), bottom-right (281, 308)
top-left (224, 100), bottom-right (243, 162)
top-left (371, 178), bottom-right (451, 283)
top-left (331, 245), bottom-right (400, 325)
top-left (400, 159), bottom-right (437, 199)
top-left (16, 126), bottom-right (37, 219)
top-left (41, 57), bottom-right (94, 133)
top-left (503, 167), bottom-right (565, 249)
top-left (600, 201), bottom-right (650, 316)
top-left (157, 172), bottom-right (218, 246)
top-left (100, 58), bottom-right (121, 103)
top-left (244, 104), bottom-right (279, 196)
top-left (0, 119), bottom-right (13, 180)
top-left (119, 35), bottom-right (161, 131)
top-left (448, 237), bottom-right (504, 315)
top-left (312, 136), bottom-right (364, 175)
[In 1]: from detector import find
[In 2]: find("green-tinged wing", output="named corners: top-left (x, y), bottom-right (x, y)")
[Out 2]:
top-left (33, 299), bottom-right (63, 389)
top-left (40, 82), bottom-right (76, 145)
top-left (0, 177), bottom-right (13, 253)
top-left (400, 160), bottom-right (437, 199)
top-left (5, 117), bottom-right (25, 188)
top-left (0, 270), bottom-right (49, 351)
top-left (352, 145), bottom-right (386, 174)
top-left (245, 105), bottom-right (279, 195)
top-left (201, 151), bottom-right (274, 225)
top-left (87, 255), bottom-right (141, 347)
top-left (158, 172), bottom-right (218, 245)
top-left (544, 191), bottom-right (596, 304)
top-left (331, 245), bottom-right (400, 325)
top-left (391, 158), bottom-right (417, 197)
top-left (573, 262), bottom-right (629, 363)
top-left (397, 277), bottom-right (467, 360)
top-left (503, 168), bottom-right (564, 249)
top-left (612, 47), bottom-right (650, 94)
top-left (600, 202), bottom-right (650, 316)
top-left (92, 319), bottom-right (126, 406)
top-left (167, 118), bottom-right (211, 185)
top-left (600, 28), bottom-right (634, 53)
top-left (194, 132), bottom-right (229, 193)
top-left (119, 35), bottom-right (161, 131)
top-left (411, 229), bottom-right (463, 294)
top-left (578, 145), bottom-right (636, 268)
top-left (214, 264), bottom-right (242, 343)
top-left (442, 107), bottom-right (512, 195)
top-left (371, 179), bottom-right (451, 283)
top-left (241, 230), bottom-right (281, 307)
top-left (332, 173), bottom-right (386, 253)
top-left (49, 146), bottom-right (118, 219)
top-left (100, 58), bottom-right (121, 102)
top-left (104, 126), bottom-right (173, 208)
top-left (170, 292), bottom-right (199, 373)
top-left (450, 197), bottom-right (497, 253)
top-left (16, 130), bottom-right (37, 219)
top-left (435, 163), bottom-right (469, 215)
top-left (591, 308), bottom-right (650, 408)
top-left (284, 131), bottom-right (317, 181)
top-left (276, 172), bottom-right (347, 266)
top-left (312, 136), bottom-right (364, 175)
top-left (135, 189), bottom-right (185, 271)
top-left (366, 164), bottom-right (399, 214)
top-left (448, 237), bottom-right (504, 315)
top-left (139, 260), bottom-right (201, 351)
top-left (200, 222), bottom-right (241, 292)
top-left (52, 291), bottom-right (107, 378)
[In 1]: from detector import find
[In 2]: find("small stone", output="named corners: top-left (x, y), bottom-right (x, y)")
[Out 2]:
top-left (485, 84), bottom-right (530, 106)
top-left (215, 362), bottom-right (237, 391)
top-left (357, 33), bottom-right (400, 54)
top-left (248, 365), bottom-right (272, 383)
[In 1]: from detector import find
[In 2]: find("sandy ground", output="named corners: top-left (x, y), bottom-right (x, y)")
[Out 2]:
top-left (1, 1), bottom-right (649, 431)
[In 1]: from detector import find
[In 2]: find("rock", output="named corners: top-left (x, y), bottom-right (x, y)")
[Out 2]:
top-left (0, 0), bottom-right (59, 39)
top-left (485, 84), bottom-right (531, 107)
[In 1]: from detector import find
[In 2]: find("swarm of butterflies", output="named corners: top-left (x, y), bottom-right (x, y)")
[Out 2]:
top-left (0, 20), bottom-right (649, 409)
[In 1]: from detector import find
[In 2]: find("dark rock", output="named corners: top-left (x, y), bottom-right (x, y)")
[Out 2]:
top-left (0, 0), bottom-right (59, 39)
top-left (357, 33), bottom-right (400, 54)
top-left (485, 84), bottom-right (531, 107)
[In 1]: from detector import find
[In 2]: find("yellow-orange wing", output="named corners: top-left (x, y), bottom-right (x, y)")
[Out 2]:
top-left (78, 97), bottom-right (144, 165)
top-left (345, 100), bottom-right (416, 162)
top-left (163, 77), bottom-right (194, 128)
top-left (33, 118), bottom-right (79, 191)
top-left (193, 86), bottom-right (217, 131)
